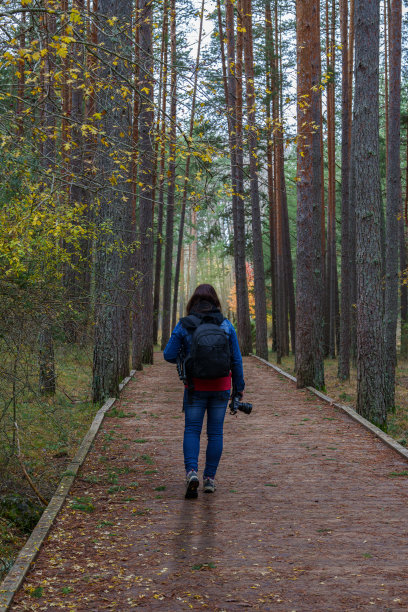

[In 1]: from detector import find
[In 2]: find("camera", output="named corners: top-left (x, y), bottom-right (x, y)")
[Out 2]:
top-left (229, 391), bottom-right (252, 415)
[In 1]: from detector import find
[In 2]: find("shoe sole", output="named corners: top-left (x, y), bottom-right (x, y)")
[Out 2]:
top-left (204, 486), bottom-right (215, 493)
top-left (185, 478), bottom-right (199, 499)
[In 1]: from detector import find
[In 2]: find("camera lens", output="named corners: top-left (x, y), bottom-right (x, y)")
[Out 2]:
top-left (238, 402), bottom-right (252, 415)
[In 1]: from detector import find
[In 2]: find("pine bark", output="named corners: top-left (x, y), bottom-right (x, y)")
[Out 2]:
top-left (39, 2), bottom-right (56, 395)
top-left (92, 0), bottom-right (132, 401)
top-left (153, 0), bottom-right (168, 345)
top-left (65, 0), bottom-right (90, 344)
top-left (265, 0), bottom-right (277, 353)
top-left (326, 0), bottom-right (337, 359)
top-left (160, 0), bottom-right (177, 349)
top-left (235, 0), bottom-right (252, 355)
top-left (242, 0), bottom-right (268, 359)
top-left (401, 122), bottom-right (408, 358)
top-left (354, 0), bottom-right (386, 426)
top-left (338, 0), bottom-right (351, 379)
top-left (295, 0), bottom-right (325, 390)
top-left (138, 0), bottom-right (155, 365)
top-left (384, 0), bottom-right (402, 410)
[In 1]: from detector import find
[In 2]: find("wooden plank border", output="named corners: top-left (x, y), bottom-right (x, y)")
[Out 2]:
top-left (0, 370), bottom-right (136, 611)
top-left (252, 355), bottom-right (408, 462)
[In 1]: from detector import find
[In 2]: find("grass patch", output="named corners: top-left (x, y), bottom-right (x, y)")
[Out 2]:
top-left (387, 471), bottom-right (408, 477)
top-left (264, 483), bottom-right (278, 487)
top-left (62, 587), bottom-right (73, 595)
top-left (70, 496), bottom-right (94, 513)
top-left (135, 439), bottom-right (148, 444)
top-left (192, 562), bottom-right (216, 571)
top-left (141, 454), bottom-right (154, 465)
top-left (83, 474), bottom-right (101, 484)
top-left (97, 520), bottom-right (114, 528)
top-left (107, 408), bottom-right (135, 418)
top-left (108, 485), bottom-right (127, 494)
top-left (154, 485), bottom-right (166, 491)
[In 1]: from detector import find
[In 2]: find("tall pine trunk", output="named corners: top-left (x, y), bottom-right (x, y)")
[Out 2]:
top-left (354, 0), bottom-right (386, 426)
top-left (153, 0), bottom-right (168, 345)
top-left (325, 0), bottom-right (337, 359)
top-left (234, 0), bottom-right (252, 355)
top-left (384, 0), bottom-right (402, 410)
top-left (160, 0), bottom-right (177, 349)
top-left (265, 0), bottom-right (277, 353)
top-left (138, 0), bottom-right (155, 365)
top-left (243, 0), bottom-right (268, 359)
top-left (338, 0), bottom-right (351, 379)
top-left (39, 2), bottom-right (56, 395)
top-left (295, 0), bottom-right (324, 390)
top-left (92, 0), bottom-right (132, 401)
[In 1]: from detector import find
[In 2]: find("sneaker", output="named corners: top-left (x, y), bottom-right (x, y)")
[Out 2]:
top-left (185, 470), bottom-right (199, 499)
top-left (203, 477), bottom-right (216, 493)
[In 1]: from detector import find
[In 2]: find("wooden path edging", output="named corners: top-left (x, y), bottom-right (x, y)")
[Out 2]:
top-left (252, 355), bottom-right (408, 463)
top-left (0, 371), bottom-right (136, 612)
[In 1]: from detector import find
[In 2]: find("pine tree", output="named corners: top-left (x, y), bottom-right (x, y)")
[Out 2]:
top-left (354, 0), bottom-right (386, 425)
top-left (295, 0), bottom-right (325, 390)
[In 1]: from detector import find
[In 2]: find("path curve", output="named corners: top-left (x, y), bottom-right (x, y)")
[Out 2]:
top-left (10, 355), bottom-right (408, 611)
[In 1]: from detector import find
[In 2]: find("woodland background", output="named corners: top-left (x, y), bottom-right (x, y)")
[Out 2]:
top-left (0, 0), bottom-right (407, 577)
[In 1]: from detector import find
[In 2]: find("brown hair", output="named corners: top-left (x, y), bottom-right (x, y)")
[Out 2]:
top-left (186, 284), bottom-right (221, 314)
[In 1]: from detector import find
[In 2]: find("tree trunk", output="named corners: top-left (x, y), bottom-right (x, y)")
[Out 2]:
top-left (138, 0), bottom-right (155, 365)
top-left (338, 0), bottom-right (351, 379)
top-left (39, 2), bottom-right (56, 396)
top-left (131, 8), bottom-right (142, 371)
top-left (348, 0), bottom-right (357, 367)
top-left (152, 0), bottom-right (168, 346)
top-left (189, 209), bottom-right (198, 294)
top-left (326, 0), bottom-right (337, 359)
top-left (92, 0), bottom-right (132, 401)
top-left (265, 0), bottom-right (277, 354)
top-left (384, 0), bottom-right (402, 410)
top-left (64, 0), bottom-right (90, 344)
top-left (242, 0), bottom-right (268, 360)
top-left (234, 0), bottom-right (252, 355)
top-left (160, 0), bottom-right (177, 349)
top-left (153, 0), bottom-right (169, 344)
top-left (354, 0), bottom-right (386, 426)
top-left (295, 0), bottom-right (325, 390)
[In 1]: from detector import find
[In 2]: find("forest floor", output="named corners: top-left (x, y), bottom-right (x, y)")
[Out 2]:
top-left (9, 354), bottom-right (408, 611)
top-left (0, 345), bottom-right (95, 580)
top-left (272, 353), bottom-right (408, 445)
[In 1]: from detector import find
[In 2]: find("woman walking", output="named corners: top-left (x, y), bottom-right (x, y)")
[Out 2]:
top-left (164, 284), bottom-right (245, 498)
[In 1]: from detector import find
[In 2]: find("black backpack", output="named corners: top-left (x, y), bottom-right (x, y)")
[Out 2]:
top-left (181, 313), bottom-right (231, 380)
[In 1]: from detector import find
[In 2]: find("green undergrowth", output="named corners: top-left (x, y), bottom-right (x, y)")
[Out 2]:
top-left (268, 351), bottom-right (408, 445)
top-left (0, 342), bottom-right (95, 580)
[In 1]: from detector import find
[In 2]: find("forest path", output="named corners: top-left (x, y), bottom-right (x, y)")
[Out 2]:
top-left (11, 355), bottom-right (408, 611)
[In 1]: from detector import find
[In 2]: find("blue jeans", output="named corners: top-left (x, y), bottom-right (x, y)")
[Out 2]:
top-left (183, 389), bottom-right (230, 479)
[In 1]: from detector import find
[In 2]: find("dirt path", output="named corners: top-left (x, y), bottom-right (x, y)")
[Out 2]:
top-left (11, 355), bottom-right (408, 611)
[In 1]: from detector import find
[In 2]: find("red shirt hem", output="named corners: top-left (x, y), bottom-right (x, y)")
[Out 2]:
top-left (187, 373), bottom-right (232, 392)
